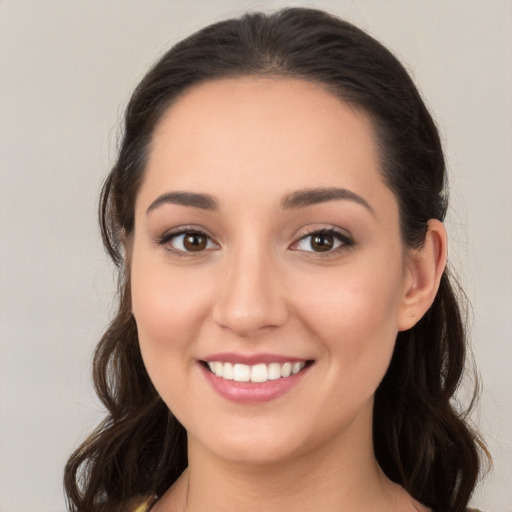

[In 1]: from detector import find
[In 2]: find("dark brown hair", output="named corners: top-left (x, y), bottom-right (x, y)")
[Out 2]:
top-left (64, 8), bottom-right (488, 512)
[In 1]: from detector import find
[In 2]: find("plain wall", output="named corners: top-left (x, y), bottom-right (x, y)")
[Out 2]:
top-left (1, 1), bottom-right (511, 511)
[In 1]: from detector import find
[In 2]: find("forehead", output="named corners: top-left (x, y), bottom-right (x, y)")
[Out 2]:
top-left (139, 76), bottom-right (391, 212)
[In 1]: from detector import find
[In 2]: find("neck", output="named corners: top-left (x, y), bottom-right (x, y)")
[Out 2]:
top-left (157, 407), bottom-right (418, 512)
top-left (188, 437), bottom-right (384, 512)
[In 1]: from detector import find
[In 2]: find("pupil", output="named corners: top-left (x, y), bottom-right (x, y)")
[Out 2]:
top-left (184, 234), bottom-right (206, 251)
top-left (312, 234), bottom-right (333, 252)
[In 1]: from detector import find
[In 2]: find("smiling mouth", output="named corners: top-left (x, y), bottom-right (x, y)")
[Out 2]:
top-left (201, 360), bottom-right (314, 383)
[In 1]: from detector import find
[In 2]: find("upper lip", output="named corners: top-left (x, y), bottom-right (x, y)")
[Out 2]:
top-left (200, 352), bottom-right (311, 365)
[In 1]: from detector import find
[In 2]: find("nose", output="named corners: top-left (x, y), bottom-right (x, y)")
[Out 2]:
top-left (212, 244), bottom-right (289, 338)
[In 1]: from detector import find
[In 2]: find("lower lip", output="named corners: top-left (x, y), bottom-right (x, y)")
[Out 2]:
top-left (199, 363), bottom-right (311, 404)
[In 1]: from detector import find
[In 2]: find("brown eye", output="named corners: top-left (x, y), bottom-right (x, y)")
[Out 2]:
top-left (183, 233), bottom-right (207, 252)
top-left (293, 229), bottom-right (353, 254)
top-left (160, 230), bottom-right (217, 254)
top-left (310, 233), bottom-right (334, 252)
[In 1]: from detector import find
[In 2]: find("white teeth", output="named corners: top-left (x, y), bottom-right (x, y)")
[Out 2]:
top-left (233, 363), bottom-right (250, 382)
top-left (267, 363), bottom-right (281, 380)
top-left (292, 362), bottom-right (304, 375)
top-left (281, 362), bottom-right (292, 378)
top-left (223, 362), bottom-right (233, 380)
top-left (251, 364), bottom-right (268, 383)
top-left (206, 360), bottom-right (307, 383)
top-left (213, 361), bottom-right (223, 378)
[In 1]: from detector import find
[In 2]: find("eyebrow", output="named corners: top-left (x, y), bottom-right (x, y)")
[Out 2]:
top-left (146, 187), bottom-right (374, 215)
top-left (147, 191), bottom-right (219, 213)
top-left (281, 187), bottom-right (375, 215)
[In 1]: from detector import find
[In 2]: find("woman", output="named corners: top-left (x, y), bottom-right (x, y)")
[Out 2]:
top-left (64, 8), bottom-right (488, 512)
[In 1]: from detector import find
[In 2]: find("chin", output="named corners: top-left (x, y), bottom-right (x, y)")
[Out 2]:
top-left (187, 418), bottom-right (313, 466)
top-left (212, 439), bottom-right (302, 466)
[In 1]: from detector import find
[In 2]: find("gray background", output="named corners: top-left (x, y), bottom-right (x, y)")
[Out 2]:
top-left (1, 1), bottom-right (511, 511)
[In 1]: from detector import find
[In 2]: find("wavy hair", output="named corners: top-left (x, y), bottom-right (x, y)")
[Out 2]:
top-left (64, 8), bottom-right (488, 512)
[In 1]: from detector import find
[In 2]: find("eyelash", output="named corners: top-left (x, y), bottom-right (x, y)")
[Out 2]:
top-left (291, 227), bottom-right (354, 257)
top-left (157, 226), bottom-right (354, 257)
top-left (157, 226), bottom-right (218, 257)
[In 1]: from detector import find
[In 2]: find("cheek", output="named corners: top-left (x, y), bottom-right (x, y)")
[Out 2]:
top-left (130, 254), bottom-right (213, 383)
top-left (295, 262), bottom-right (403, 338)
top-left (291, 259), bottom-right (404, 384)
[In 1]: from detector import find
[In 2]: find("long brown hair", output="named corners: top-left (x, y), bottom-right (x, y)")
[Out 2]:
top-left (64, 8), bottom-right (488, 512)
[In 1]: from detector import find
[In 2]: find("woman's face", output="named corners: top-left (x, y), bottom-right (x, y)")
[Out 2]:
top-left (130, 77), bottom-right (416, 464)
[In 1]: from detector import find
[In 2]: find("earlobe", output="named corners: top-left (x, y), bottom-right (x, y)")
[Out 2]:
top-left (397, 219), bottom-right (447, 331)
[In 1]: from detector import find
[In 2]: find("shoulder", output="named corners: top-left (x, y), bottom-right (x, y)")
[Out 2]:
top-left (467, 507), bottom-right (486, 512)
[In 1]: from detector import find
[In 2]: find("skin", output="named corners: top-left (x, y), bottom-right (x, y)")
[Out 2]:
top-left (129, 77), bottom-right (446, 512)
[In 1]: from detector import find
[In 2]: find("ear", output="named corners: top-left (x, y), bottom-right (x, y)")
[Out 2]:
top-left (397, 219), bottom-right (447, 331)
